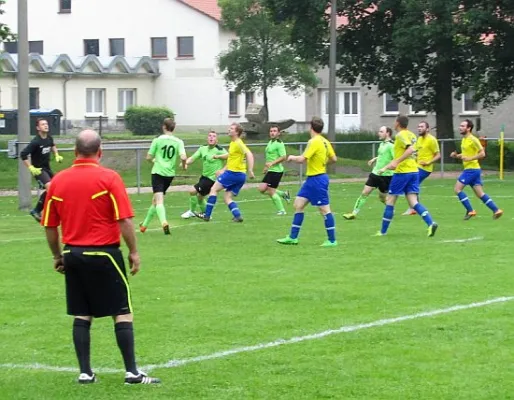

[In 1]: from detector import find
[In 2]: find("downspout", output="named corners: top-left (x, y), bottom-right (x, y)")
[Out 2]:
top-left (62, 74), bottom-right (72, 135)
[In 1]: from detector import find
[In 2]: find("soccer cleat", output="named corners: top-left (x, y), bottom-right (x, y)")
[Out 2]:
top-left (320, 240), bottom-right (338, 247)
top-left (30, 209), bottom-right (42, 223)
top-left (232, 216), bottom-right (244, 223)
top-left (427, 223), bottom-right (438, 237)
top-left (124, 371), bottom-right (161, 385)
top-left (162, 223), bottom-right (171, 235)
top-left (374, 231), bottom-right (386, 236)
top-left (402, 209), bottom-right (416, 216)
top-left (277, 236), bottom-right (299, 245)
top-left (464, 210), bottom-right (477, 220)
top-left (343, 213), bottom-right (356, 220)
top-left (277, 210), bottom-right (287, 216)
top-left (139, 223), bottom-right (147, 233)
top-left (493, 209), bottom-right (504, 220)
top-left (282, 190), bottom-right (291, 204)
top-left (195, 212), bottom-right (211, 222)
top-left (181, 210), bottom-right (195, 219)
top-left (78, 373), bottom-right (97, 384)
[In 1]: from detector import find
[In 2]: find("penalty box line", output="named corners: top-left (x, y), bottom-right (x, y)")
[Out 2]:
top-left (0, 296), bottom-right (512, 374)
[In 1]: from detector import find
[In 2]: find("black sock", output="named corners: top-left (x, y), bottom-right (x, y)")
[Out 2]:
top-left (73, 319), bottom-right (93, 375)
top-left (35, 191), bottom-right (47, 213)
top-left (115, 322), bottom-right (138, 375)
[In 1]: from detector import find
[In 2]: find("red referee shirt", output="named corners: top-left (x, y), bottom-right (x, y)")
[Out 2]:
top-left (42, 158), bottom-right (134, 246)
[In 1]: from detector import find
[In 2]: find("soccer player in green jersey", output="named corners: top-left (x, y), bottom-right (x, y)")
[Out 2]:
top-left (181, 130), bottom-right (227, 219)
top-left (343, 126), bottom-right (394, 219)
top-left (258, 125), bottom-right (291, 215)
top-left (139, 118), bottom-right (186, 235)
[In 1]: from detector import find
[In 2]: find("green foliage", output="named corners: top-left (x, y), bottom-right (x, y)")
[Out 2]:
top-left (0, 1), bottom-right (15, 44)
top-left (482, 141), bottom-right (514, 170)
top-left (218, 0), bottom-right (319, 119)
top-left (124, 106), bottom-right (174, 136)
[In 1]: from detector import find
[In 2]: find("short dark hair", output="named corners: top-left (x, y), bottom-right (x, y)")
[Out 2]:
top-left (35, 118), bottom-right (46, 128)
top-left (232, 123), bottom-right (244, 136)
top-left (270, 124), bottom-right (280, 131)
top-left (163, 118), bottom-right (176, 132)
top-left (420, 121), bottom-right (429, 129)
top-left (464, 119), bottom-right (474, 132)
top-left (396, 114), bottom-right (409, 129)
top-left (76, 133), bottom-right (101, 157)
top-left (386, 127), bottom-right (393, 137)
top-left (310, 117), bottom-right (324, 133)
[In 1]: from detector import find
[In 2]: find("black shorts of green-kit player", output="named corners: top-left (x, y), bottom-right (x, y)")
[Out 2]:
top-left (151, 174), bottom-right (174, 194)
top-left (194, 175), bottom-right (215, 197)
top-left (365, 173), bottom-right (392, 194)
top-left (262, 171), bottom-right (284, 189)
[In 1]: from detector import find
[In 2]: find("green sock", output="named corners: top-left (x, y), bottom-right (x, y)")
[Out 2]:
top-left (155, 204), bottom-right (167, 225)
top-left (142, 205), bottom-right (156, 227)
top-left (271, 193), bottom-right (285, 212)
top-left (199, 199), bottom-right (207, 212)
top-left (189, 196), bottom-right (199, 212)
top-left (353, 195), bottom-right (368, 215)
top-left (276, 189), bottom-right (285, 197)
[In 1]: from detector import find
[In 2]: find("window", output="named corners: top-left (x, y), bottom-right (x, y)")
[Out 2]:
top-left (177, 36), bottom-right (194, 58)
top-left (4, 41), bottom-right (17, 54)
top-left (109, 39), bottom-right (125, 56)
top-left (229, 91), bottom-right (239, 115)
top-left (462, 91), bottom-right (478, 113)
top-left (151, 37), bottom-right (168, 58)
top-left (29, 88), bottom-right (40, 109)
top-left (59, 0), bottom-right (71, 13)
top-left (324, 92), bottom-right (340, 114)
top-left (86, 89), bottom-right (105, 114)
top-left (84, 39), bottom-right (100, 56)
top-left (410, 87), bottom-right (426, 114)
top-left (343, 91), bottom-right (359, 115)
top-left (29, 41), bottom-right (44, 54)
top-left (383, 93), bottom-right (399, 114)
top-left (245, 91), bottom-right (255, 109)
top-left (118, 89), bottom-right (136, 113)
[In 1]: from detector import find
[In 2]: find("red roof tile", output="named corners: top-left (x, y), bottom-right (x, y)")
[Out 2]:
top-left (177, 0), bottom-right (221, 21)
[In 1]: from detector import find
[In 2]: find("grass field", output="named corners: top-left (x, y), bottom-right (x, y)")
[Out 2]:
top-left (1, 177), bottom-right (513, 399)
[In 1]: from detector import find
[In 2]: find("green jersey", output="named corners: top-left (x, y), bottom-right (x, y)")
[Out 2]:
top-left (190, 145), bottom-right (227, 181)
top-left (265, 139), bottom-right (287, 173)
top-left (372, 140), bottom-right (394, 176)
top-left (148, 134), bottom-right (186, 177)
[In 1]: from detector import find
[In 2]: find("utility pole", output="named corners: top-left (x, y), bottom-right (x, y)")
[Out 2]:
top-left (328, 0), bottom-right (337, 143)
top-left (18, 0), bottom-right (31, 210)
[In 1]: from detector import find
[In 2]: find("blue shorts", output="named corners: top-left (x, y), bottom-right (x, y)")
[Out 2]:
top-left (388, 172), bottom-right (420, 195)
top-left (217, 170), bottom-right (246, 196)
top-left (418, 168), bottom-right (431, 184)
top-left (458, 169), bottom-right (482, 187)
top-left (297, 174), bottom-right (330, 206)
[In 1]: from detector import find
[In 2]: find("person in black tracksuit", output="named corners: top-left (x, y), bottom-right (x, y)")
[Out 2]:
top-left (20, 118), bottom-right (64, 222)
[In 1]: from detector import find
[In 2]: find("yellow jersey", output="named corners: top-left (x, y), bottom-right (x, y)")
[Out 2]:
top-left (303, 135), bottom-right (336, 176)
top-left (226, 139), bottom-right (250, 173)
top-left (461, 134), bottom-right (483, 170)
top-left (394, 129), bottom-right (418, 173)
top-left (416, 133), bottom-right (440, 172)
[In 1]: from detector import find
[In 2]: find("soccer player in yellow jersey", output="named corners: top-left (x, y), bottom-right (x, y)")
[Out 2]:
top-left (277, 117), bottom-right (338, 247)
top-left (450, 119), bottom-right (503, 220)
top-left (403, 121), bottom-right (440, 215)
top-left (377, 115), bottom-right (438, 237)
top-left (200, 123), bottom-right (255, 222)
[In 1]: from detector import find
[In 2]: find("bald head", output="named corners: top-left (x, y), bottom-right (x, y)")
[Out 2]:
top-left (76, 129), bottom-right (101, 157)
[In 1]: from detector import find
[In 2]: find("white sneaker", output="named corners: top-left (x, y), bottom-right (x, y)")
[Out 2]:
top-left (277, 210), bottom-right (287, 216)
top-left (181, 210), bottom-right (195, 219)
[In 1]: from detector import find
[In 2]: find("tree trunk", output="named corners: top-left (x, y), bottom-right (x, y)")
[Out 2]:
top-left (434, 61), bottom-right (456, 162)
top-left (263, 87), bottom-right (269, 122)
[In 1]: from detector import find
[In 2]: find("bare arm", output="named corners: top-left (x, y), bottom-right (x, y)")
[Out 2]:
top-left (118, 218), bottom-right (140, 276)
top-left (146, 153), bottom-right (154, 162)
top-left (462, 149), bottom-right (485, 161)
top-left (214, 153), bottom-right (229, 160)
top-left (245, 150), bottom-right (255, 178)
top-left (45, 227), bottom-right (64, 274)
top-left (327, 154), bottom-right (338, 164)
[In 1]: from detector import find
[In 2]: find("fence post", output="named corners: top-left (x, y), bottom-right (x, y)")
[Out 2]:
top-left (372, 142), bottom-right (376, 159)
top-left (440, 140), bottom-right (445, 178)
top-left (299, 143), bottom-right (304, 186)
top-left (136, 148), bottom-right (141, 194)
top-left (98, 116), bottom-right (103, 137)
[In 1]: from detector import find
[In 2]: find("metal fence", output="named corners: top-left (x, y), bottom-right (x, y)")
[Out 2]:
top-left (2, 137), bottom-right (512, 194)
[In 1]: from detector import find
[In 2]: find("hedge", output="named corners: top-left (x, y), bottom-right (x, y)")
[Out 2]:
top-left (482, 140), bottom-right (514, 170)
top-left (124, 106), bottom-right (175, 136)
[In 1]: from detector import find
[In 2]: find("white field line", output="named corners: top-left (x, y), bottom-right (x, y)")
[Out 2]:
top-left (440, 236), bottom-right (484, 243)
top-left (0, 296), bottom-right (512, 374)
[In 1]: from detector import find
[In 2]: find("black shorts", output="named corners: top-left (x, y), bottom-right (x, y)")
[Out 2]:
top-left (262, 171), bottom-right (284, 189)
top-left (365, 173), bottom-right (392, 193)
top-left (151, 174), bottom-right (174, 194)
top-left (194, 176), bottom-right (215, 197)
top-left (63, 245), bottom-right (132, 318)
top-left (35, 168), bottom-right (54, 189)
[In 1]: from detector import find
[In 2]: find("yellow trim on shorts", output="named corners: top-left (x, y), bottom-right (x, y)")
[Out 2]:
top-left (82, 251), bottom-right (133, 313)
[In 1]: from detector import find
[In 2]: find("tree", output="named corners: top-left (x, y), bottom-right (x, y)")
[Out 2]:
top-left (218, 0), bottom-right (318, 121)
top-left (266, 0), bottom-right (514, 155)
top-left (0, 0), bottom-right (15, 43)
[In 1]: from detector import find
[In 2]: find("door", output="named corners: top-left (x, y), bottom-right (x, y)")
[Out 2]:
top-left (321, 89), bottom-right (361, 132)
top-left (29, 87), bottom-right (40, 110)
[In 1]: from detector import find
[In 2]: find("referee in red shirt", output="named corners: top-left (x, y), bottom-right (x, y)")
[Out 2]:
top-left (42, 129), bottom-right (160, 385)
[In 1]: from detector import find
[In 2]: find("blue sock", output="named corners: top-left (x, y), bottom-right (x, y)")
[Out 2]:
top-left (413, 203), bottom-right (434, 226)
top-left (228, 201), bottom-right (241, 218)
top-left (205, 195), bottom-right (217, 217)
top-left (480, 194), bottom-right (499, 213)
top-left (381, 205), bottom-right (394, 234)
top-left (457, 191), bottom-right (473, 213)
top-left (290, 213), bottom-right (305, 239)
top-left (324, 213), bottom-right (336, 242)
